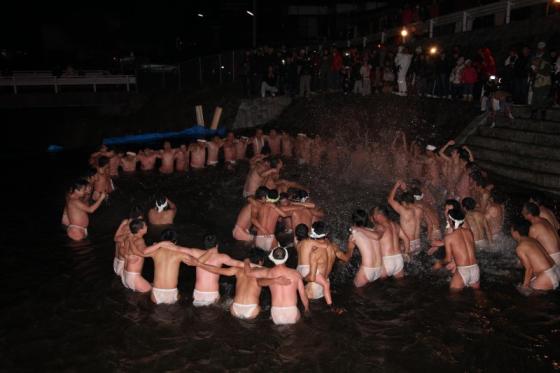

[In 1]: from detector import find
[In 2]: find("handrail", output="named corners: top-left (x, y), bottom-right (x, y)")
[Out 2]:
top-left (0, 75), bottom-right (137, 94)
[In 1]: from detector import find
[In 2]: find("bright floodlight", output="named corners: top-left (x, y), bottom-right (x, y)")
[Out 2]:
top-left (197, 13), bottom-right (204, 18)
top-left (429, 46), bottom-right (437, 54)
top-left (400, 29), bottom-right (408, 37)
top-left (555, 0), bottom-right (560, 4)
top-left (246, 10), bottom-right (254, 16)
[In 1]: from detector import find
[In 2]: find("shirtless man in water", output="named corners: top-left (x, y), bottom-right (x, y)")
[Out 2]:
top-left (232, 191), bottom-right (265, 243)
top-left (267, 129), bottom-right (282, 156)
top-left (108, 152), bottom-right (122, 177)
top-left (142, 229), bottom-right (193, 304)
top-left (122, 218), bottom-right (152, 293)
top-left (530, 195), bottom-right (560, 232)
top-left (113, 206), bottom-right (143, 277)
top-left (339, 210), bottom-right (383, 287)
top-left (281, 131), bottom-right (293, 158)
top-left (245, 246), bottom-right (309, 325)
top-left (175, 145), bottom-right (189, 172)
top-left (189, 139), bottom-right (207, 169)
top-left (511, 217), bottom-right (560, 292)
top-left (370, 206), bottom-right (409, 278)
top-left (137, 148), bottom-right (161, 171)
top-left (388, 180), bottom-right (423, 256)
top-left (522, 203), bottom-right (560, 265)
top-left (207, 136), bottom-right (223, 166)
top-left (279, 190), bottom-right (324, 233)
top-left (295, 133), bottom-right (311, 164)
top-left (442, 209), bottom-right (479, 290)
top-left (462, 197), bottom-right (493, 249)
top-left (62, 179), bottom-right (106, 241)
top-left (251, 128), bottom-right (266, 155)
top-left (148, 195), bottom-right (177, 226)
top-left (93, 156), bottom-right (114, 201)
top-left (242, 157), bottom-right (277, 198)
top-left (177, 234), bottom-right (244, 306)
top-left (253, 189), bottom-right (311, 251)
top-left (298, 221), bottom-right (342, 305)
top-left (185, 248), bottom-right (290, 319)
top-left (160, 141), bottom-right (177, 174)
top-left (235, 136), bottom-right (249, 161)
top-left (410, 187), bottom-right (441, 244)
top-left (120, 152), bottom-right (138, 172)
top-left (223, 132), bottom-right (237, 169)
top-left (485, 190), bottom-right (505, 241)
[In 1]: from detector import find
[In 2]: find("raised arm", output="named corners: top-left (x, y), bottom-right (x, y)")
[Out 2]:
top-left (438, 140), bottom-right (455, 161)
top-left (244, 259), bottom-right (272, 278)
top-left (186, 256), bottom-right (238, 276)
top-left (114, 219), bottom-right (130, 243)
top-left (462, 146), bottom-right (475, 162)
top-left (388, 181), bottom-right (405, 214)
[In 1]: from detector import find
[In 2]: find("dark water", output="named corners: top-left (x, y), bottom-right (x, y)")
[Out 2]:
top-left (2, 152), bottom-right (560, 372)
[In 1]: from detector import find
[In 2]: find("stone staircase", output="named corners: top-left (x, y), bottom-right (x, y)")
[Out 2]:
top-left (462, 106), bottom-right (560, 195)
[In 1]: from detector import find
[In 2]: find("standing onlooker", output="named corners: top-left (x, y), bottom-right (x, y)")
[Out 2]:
top-left (435, 52), bottom-right (452, 98)
top-left (449, 57), bottom-right (465, 100)
top-left (261, 66), bottom-right (279, 98)
top-left (360, 59), bottom-right (372, 96)
top-left (461, 59), bottom-right (477, 102)
top-left (394, 46), bottom-right (412, 96)
top-left (298, 51), bottom-right (312, 98)
top-left (512, 47), bottom-right (531, 104)
top-left (329, 49), bottom-right (343, 91)
top-left (479, 48), bottom-right (497, 111)
top-left (530, 56), bottom-right (552, 120)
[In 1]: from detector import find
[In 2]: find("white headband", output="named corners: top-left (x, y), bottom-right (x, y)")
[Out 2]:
top-left (297, 133), bottom-right (306, 137)
top-left (197, 139), bottom-right (207, 143)
top-left (310, 227), bottom-right (326, 239)
top-left (156, 200), bottom-right (168, 213)
top-left (126, 151), bottom-right (136, 156)
top-left (414, 194), bottom-right (424, 201)
top-left (266, 196), bottom-right (280, 203)
top-left (268, 247), bottom-right (288, 265)
top-left (426, 145), bottom-right (436, 151)
top-left (448, 214), bottom-right (464, 229)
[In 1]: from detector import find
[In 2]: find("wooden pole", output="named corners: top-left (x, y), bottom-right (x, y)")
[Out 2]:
top-left (210, 106), bottom-right (223, 130)
top-left (195, 105), bottom-right (205, 126)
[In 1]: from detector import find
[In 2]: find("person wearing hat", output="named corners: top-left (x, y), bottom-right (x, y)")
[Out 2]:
top-left (245, 246), bottom-right (310, 325)
top-left (442, 209), bottom-right (480, 290)
top-left (148, 195), bottom-right (177, 226)
top-left (120, 151), bottom-right (138, 173)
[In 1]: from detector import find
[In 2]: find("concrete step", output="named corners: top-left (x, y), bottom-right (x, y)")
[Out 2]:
top-left (477, 159), bottom-right (560, 192)
top-left (511, 106), bottom-right (560, 122)
top-left (469, 144), bottom-right (560, 175)
top-left (494, 117), bottom-right (560, 134)
top-left (477, 127), bottom-right (560, 147)
top-left (466, 135), bottom-right (560, 161)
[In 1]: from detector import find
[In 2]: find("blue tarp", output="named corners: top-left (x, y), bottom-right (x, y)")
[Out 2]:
top-left (102, 126), bottom-right (227, 146)
top-left (47, 145), bottom-right (64, 153)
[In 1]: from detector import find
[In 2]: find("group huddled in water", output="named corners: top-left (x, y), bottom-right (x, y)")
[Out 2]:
top-left (62, 127), bottom-right (560, 325)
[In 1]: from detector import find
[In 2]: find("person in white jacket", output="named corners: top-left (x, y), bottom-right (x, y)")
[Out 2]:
top-left (394, 46), bottom-right (412, 96)
top-left (449, 57), bottom-right (465, 99)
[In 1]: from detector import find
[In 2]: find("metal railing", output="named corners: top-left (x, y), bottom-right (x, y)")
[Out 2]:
top-left (363, 0), bottom-right (549, 44)
top-left (0, 72), bottom-right (137, 94)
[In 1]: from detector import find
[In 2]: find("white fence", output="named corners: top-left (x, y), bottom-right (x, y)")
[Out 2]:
top-left (0, 71), bottom-right (137, 94)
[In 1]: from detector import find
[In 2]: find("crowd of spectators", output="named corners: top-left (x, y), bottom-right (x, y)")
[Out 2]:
top-left (239, 40), bottom-right (560, 118)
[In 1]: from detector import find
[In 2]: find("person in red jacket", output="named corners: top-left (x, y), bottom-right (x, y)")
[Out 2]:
top-left (329, 49), bottom-right (343, 91)
top-left (461, 59), bottom-right (478, 102)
